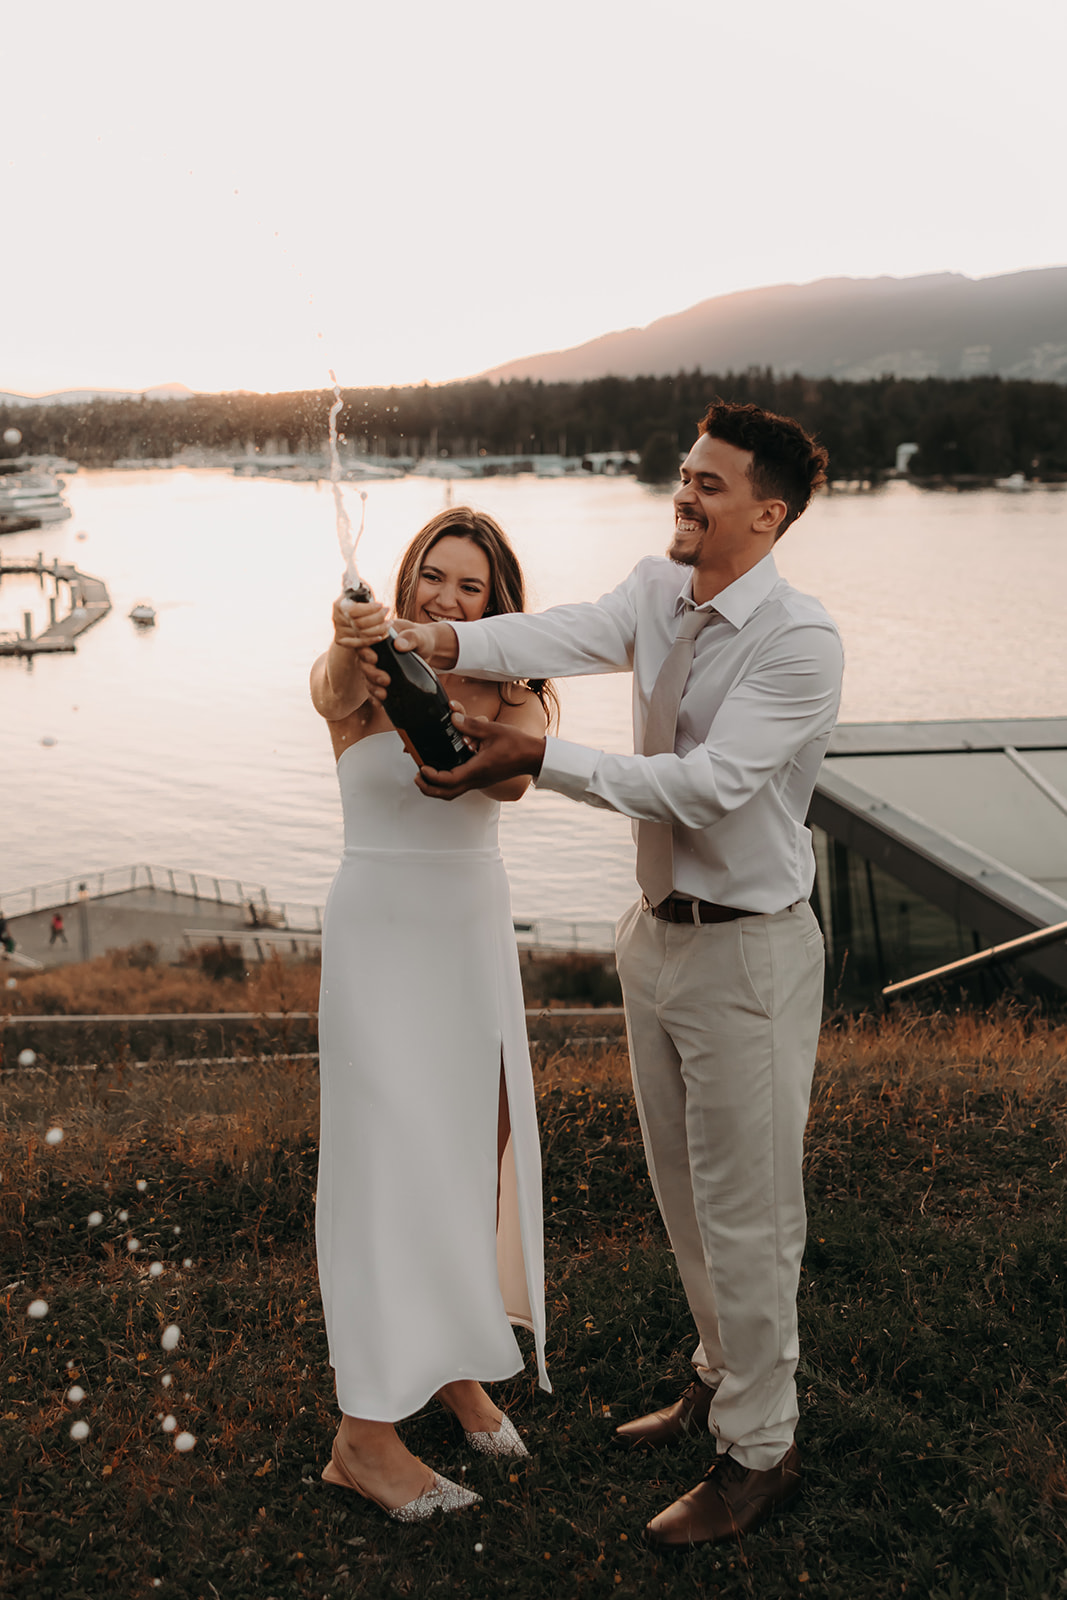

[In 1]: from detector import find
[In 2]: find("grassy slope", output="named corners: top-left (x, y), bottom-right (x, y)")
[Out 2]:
top-left (1, 948), bottom-right (323, 1020)
top-left (1, 1016), bottom-right (1065, 1600)
top-left (0, 946), bottom-right (621, 1023)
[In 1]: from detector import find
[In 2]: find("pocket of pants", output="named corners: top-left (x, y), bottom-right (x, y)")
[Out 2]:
top-left (614, 899), bottom-right (643, 972)
top-left (736, 918), bottom-right (774, 1019)
top-left (796, 902), bottom-right (826, 959)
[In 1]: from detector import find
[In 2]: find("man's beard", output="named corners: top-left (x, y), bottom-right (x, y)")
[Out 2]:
top-left (667, 538), bottom-right (701, 568)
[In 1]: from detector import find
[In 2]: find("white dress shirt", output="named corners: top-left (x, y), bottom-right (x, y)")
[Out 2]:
top-left (455, 553), bottom-right (843, 914)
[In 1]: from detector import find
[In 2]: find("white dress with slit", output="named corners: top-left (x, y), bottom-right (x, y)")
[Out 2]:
top-left (315, 730), bottom-right (549, 1421)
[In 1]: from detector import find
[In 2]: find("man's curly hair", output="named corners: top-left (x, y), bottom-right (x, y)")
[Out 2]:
top-left (698, 400), bottom-right (829, 537)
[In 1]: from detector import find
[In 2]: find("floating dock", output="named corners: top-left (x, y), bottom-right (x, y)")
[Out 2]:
top-left (0, 552), bottom-right (111, 655)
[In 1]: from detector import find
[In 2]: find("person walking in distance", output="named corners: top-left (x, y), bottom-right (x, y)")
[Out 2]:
top-left (357, 401), bottom-right (843, 1548)
top-left (49, 912), bottom-right (68, 946)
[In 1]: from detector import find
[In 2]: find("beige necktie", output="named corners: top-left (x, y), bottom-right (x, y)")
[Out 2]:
top-left (636, 608), bottom-right (713, 907)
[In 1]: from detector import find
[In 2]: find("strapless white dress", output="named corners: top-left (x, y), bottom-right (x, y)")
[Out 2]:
top-left (315, 731), bottom-right (549, 1421)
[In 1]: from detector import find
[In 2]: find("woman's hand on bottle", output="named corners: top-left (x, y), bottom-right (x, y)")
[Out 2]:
top-left (312, 595), bottom-right (383, 720)
top-left (334, 594), bottom-right (390, 651)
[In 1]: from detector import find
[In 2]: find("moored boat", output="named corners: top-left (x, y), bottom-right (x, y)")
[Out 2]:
top-left (0, 470), bottom-right (73, 528)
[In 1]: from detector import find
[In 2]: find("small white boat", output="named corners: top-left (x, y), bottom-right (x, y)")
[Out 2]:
top-left (129, 602), bottom-right (156, 625)
top-left (0, 471), bottom-right (73, 523)
top-left (994, 471), bottom-right (1031, 492)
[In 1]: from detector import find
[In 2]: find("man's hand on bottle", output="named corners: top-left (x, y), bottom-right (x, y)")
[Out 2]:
top-left (414, 712), bottom-right (546, 800)
top-left (357, 619), bottom-right (461, 701)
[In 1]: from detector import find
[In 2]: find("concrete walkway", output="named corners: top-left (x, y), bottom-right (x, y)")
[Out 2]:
top-left (5, 886), bottom-right (272, 968)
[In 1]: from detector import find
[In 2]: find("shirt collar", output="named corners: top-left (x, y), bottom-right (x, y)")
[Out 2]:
top-left (674, 551), bottom-right (781, 630)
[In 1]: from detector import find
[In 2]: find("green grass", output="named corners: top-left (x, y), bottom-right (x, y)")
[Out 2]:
top-left (2, 1020), bottom-right (1066, 1599)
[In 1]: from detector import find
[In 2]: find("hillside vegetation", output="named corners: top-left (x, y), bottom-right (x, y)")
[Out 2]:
top-left (5, 370), bottom-right (1067, 481)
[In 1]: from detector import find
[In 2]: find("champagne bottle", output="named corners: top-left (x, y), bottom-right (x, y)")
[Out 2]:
top-left (344, 580), bottom-right (473, 770)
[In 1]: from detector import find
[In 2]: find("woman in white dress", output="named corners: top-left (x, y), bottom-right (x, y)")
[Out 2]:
top-left (309, 507), bottom-right (553, 1523)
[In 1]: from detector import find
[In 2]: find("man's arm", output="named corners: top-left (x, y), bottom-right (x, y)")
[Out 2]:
top-left (417, 622), bottom-right (843, 820)
top-left (358, 572), bottom-right (642, 699)
top-left (448, 589), bottom-right (639, 682)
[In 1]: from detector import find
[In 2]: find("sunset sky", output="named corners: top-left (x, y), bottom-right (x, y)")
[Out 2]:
top-left (3, 0), bottom-right (1065, 397)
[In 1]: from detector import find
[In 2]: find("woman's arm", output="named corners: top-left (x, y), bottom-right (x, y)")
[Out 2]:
top-left (309, 595), bottom-right (381, 720)
top-left (480, 688), bottom-right (549, 802)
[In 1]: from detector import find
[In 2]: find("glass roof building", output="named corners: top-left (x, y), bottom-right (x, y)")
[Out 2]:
top-left (809, 718), bottom-right (1067, 1008)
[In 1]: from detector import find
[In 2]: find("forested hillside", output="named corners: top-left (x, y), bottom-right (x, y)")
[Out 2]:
top-left (3, 370), bottom-right (1067, 480)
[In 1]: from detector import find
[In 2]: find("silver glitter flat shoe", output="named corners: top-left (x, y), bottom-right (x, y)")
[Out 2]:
top-left (322, 1446), bottom-right (481, 1521)
top-left (464, 1413), bottom-right (530, 1459)
top-left (383, 1471), bottom-right (482, 1522)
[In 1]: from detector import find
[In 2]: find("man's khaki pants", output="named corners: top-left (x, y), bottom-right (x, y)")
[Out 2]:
top-left (615, 897), bottom-right (825, 1471)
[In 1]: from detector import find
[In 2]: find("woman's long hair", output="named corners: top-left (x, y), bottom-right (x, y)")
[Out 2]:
top-left (393, 506), bottom-right (559, 728)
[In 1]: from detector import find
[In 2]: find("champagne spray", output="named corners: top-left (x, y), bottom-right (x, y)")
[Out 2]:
top-left (325, 375), bottom-right (472, 770)
top-left (328, 370), bottom-right (367, 590)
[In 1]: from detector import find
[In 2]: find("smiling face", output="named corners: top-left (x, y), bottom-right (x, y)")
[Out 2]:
top-left (669, 432), bottom-right (786, 590)
top-left (412, 534), bottom-right (492, 625)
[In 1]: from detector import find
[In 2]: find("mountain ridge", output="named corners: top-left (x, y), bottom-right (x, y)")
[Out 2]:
top-left (0, 382), bottom-right (194, 408)
top-left (475, 267), bottom-right (1067, 386)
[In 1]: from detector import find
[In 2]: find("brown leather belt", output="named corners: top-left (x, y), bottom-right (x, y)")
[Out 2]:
top-left (643, 894), bottom-right (753, 925)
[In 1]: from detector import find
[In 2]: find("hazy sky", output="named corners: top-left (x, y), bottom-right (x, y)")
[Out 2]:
top-left (3, 0), bottom-right (1065, 396)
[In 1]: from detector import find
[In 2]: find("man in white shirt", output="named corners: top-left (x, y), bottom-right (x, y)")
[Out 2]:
top-left (354, 401), bottom-right (843, 1548)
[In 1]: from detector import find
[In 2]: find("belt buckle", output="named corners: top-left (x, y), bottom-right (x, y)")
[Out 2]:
top-left (641, 894), bottom-right (654, 915)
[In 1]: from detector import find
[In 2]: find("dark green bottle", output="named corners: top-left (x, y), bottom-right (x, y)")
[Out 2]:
top-left (345, 581), bottom-right (473, 770)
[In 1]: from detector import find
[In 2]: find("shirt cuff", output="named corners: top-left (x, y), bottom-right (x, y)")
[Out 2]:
top-left (453, 627), bottom-right (490, 673)
top-left (536, 735), bottom-right (601, 801)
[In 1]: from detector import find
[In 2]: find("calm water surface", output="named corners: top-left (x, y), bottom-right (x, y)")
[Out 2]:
top-left (2, 471), bottom-right (1066, 923)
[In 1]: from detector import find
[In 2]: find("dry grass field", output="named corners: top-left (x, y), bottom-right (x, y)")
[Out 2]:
top-left (1, 979), bottom-right (1066, 1598)
top-left (0, 945), bottom-right (323, 1020)
top-left (0, 944), bottom-right (622, 1024)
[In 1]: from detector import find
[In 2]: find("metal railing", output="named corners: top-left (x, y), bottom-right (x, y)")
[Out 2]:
top-left (183, 928), bottom-right (323, 961)
top-left (882, 917), bottom-right (1067, 1000)
top-left (512, 917), bottom-right (617, 953)
top-left (0, 863), bottom-right (323, 931)
top-left (2, 865), bottom-right (616, 950)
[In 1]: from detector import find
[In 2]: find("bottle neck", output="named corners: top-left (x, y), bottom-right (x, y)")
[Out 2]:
top-left (344, 581), bottom-right (401, 647)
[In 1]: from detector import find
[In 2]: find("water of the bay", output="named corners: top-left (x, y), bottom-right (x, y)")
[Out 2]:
top-left (2, 470), bottom-right (1066, 924)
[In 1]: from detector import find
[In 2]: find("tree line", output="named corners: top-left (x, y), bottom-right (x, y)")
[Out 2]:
top-left (3, 370), bottom-right (1066, 480)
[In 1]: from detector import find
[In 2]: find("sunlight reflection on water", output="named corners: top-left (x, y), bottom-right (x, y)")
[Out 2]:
top-left (2, 470), bottom-right (1066, 921)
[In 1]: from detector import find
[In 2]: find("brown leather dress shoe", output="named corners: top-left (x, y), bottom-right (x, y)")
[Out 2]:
top-left (645, 1444), bottom-right (802, 1548)
top-left (614, 1378), bottom-right (717, 1446)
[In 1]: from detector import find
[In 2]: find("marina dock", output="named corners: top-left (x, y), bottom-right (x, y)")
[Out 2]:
top-left (0, 552), bottom-right (111, 655)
